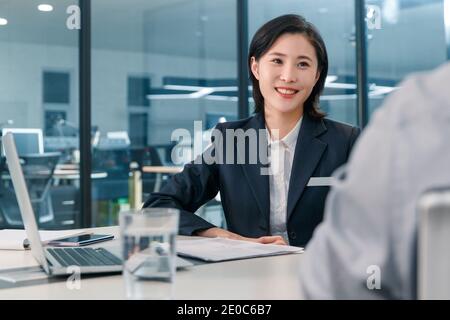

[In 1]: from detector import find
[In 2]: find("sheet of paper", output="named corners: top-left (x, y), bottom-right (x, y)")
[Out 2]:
top-left (177, 237), bottom-right (303, 262)
top-left (0, 229), bottom-right (89, 250)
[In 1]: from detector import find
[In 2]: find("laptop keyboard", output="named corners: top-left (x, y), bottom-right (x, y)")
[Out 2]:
top-left (46, 247), bottom-right (122, 267)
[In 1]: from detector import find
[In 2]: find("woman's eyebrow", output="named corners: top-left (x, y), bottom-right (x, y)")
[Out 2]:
top-left (268, 52), bottom-right (313, 61)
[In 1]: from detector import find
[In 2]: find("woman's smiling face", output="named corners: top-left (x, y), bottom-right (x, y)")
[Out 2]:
top-left (251, 33), bottom-right (320, 115)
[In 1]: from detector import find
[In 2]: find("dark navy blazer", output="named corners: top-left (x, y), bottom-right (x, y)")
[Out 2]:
top-left (144, 112), bottom-right (360, 247)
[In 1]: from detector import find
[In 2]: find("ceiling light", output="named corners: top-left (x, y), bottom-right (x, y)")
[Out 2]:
top-left (38, 4), bottom-right (53, 12)
top-left (0, 18), bottom-right (8, 26)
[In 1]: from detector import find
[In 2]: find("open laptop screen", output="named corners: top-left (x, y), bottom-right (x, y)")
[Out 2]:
top-left (2, 133), bottom-right (50, 273)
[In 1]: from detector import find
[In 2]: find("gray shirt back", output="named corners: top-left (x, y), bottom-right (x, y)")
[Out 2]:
top-left (299, 62), bottom-right (450, 299)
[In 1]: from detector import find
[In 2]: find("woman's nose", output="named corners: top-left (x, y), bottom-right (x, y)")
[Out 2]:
top-left (280, 66), bottom-right (297, 83)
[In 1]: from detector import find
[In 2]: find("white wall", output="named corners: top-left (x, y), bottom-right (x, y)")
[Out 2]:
top-left (0, 42), bottom-right (78, 129)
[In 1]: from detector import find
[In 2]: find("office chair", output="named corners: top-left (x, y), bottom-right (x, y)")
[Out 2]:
top-left (0, 152), bottom-right (61, 228)
top-left (417, 186), bottom-right (450, 299)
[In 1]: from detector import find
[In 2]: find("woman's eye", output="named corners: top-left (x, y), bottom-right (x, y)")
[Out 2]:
top-left (271, 58), bottom-right (282, 64)
top-left (298, 62), bottom-right (309, 68)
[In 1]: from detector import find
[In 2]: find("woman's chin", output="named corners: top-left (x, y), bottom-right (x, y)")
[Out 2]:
top-left (272, 106), bottom-right (302, 115)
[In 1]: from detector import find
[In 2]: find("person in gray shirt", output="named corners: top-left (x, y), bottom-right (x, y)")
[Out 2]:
top-left (299, 62), bottom-right (450, 299)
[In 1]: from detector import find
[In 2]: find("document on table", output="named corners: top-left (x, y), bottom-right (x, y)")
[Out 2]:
top-left (176, 237), bottom-right (303, 262)
top-left (0, 229), bottom-right (89, 250)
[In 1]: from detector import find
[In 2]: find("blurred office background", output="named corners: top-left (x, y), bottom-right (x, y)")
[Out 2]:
top-left (0, 0), bottom-right (448, 229)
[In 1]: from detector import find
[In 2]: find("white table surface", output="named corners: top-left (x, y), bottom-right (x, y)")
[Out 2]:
top-left (0, 226), bottom-right (305, 300)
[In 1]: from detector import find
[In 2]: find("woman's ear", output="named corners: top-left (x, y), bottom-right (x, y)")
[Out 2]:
top-left (314, 70), bottom-right (321, 84)
top-left (250, 57), bottom-right (260, 80)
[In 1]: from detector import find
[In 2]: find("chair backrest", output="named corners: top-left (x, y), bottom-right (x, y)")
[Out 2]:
top-left (20, 152), bottom-right (61, 200)
top-left (0, 152), bottom-right (60, 227)
top-left (417, 187), bottom-right (450, 299)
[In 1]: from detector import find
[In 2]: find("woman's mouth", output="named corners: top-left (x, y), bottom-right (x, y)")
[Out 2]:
top-left (275, 87), bottom-right (299, 99)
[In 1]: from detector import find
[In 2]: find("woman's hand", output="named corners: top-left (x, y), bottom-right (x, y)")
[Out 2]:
top-left (195, 228), bottom-right (288, 245)
top-left (252, 235), bottom-right (287, 246)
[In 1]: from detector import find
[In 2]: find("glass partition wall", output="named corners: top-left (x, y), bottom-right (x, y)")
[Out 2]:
top-left (0, 0), bottom-right (80, 229)
top-left (91, 0), bottom-right (237, 226)
top-left (366, 0), bottom-right (447, 116)
top-left (0, 0), bottom-right (448, 228)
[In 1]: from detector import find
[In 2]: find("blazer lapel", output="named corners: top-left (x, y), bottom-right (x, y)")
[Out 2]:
top-left (287, 115), bottom-right (327, 221)
top-left (239, 113), bottom-right (270, 228)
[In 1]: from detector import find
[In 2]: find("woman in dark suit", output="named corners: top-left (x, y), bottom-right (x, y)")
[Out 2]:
top-left (144, 14), bottom-right (360, 247)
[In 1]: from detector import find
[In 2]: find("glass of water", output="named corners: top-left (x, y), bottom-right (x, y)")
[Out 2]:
top-left (119, 208), bottom-right (179, 299)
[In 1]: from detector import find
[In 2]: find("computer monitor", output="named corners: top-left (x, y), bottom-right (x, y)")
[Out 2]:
top-left (1, 128), bottom-right (44, 156)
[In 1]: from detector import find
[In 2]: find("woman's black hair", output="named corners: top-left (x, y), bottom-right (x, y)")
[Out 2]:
top-left (248, 14), bottom-right (328, 119)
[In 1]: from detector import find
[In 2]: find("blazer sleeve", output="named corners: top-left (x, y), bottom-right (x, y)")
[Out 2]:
top-left (143, 130), bottom-right (222, 236)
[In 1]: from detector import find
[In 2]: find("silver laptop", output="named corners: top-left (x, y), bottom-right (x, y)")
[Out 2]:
top-left (3, 132), bottom-right (123, 276)
top-left (3, 132), bottom-right (193, 276)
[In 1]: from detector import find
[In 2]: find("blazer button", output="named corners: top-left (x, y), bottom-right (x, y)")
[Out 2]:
top-left (289, 231), bottom-right (297, 240)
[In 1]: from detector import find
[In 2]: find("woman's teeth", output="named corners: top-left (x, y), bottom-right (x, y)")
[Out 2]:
top-left (276, 88), bottom-right (298, 95)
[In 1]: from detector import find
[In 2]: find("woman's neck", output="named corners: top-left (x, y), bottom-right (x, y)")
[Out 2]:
top-left (264, 106), bottom-right (303, 141)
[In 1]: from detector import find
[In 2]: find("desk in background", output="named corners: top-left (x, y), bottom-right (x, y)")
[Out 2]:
top-left (142, 166), bottom-right (183, 174)
top-left (0, 226), bottom-right (304, 299)
top-left (54, 164), bottom-right (108, 182)
top-left (53, 169), bottom-right (108, 181)
top-left (53, 164), bottom-right (108, 193)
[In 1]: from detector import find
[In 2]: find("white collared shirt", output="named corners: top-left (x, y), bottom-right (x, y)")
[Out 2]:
top-left (267, 117), bottom-right (302, 244)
